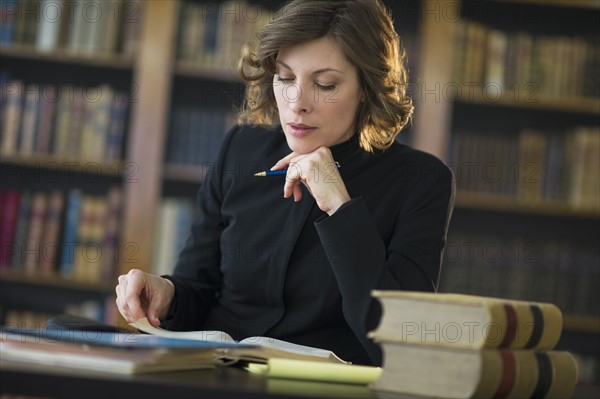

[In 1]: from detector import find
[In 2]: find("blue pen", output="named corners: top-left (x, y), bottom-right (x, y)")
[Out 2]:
top-left (254, 162), bottom-right (340, 177)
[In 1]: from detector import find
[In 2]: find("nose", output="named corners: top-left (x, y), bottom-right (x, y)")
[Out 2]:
top-left (287, 82), bottom-right (312, 114)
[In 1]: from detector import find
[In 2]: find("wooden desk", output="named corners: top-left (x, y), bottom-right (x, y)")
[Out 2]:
top-left (0, 360), bottom-right (379, 399)
top-left (2, 360), bottom-right (598, 399)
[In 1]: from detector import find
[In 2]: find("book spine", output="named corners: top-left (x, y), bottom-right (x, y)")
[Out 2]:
top-left (0, 190), bottom-right (20, 268)
top-left (1, 80), bottom-right (23, 157)
top-left (18, 83), bottom-right (40, 157)
top-left (68, 86), bottom-right (85, 156)
top-left (120, 0), bottom-right (143, 57)
top-left (86, 197), bottom-right (108, 282)
top-left (38, 190), bottom-right (65, 275)
top-left (59, 189), bottom-right (82, 278)
top-left (90, 84), bottom-right (112, 160)
top-left (11, 191), bottom-right (31, 270)
top-left (35, 0), bottom-right (63, 52)
top-left (52, 86), bottom-right (73, 158)
top-left (0, 0), bottom-right (18, 45)
top-left (35, 84), bottom-right (58, 155)
top-left (104, 91), bottom-right (127, 160)
top-left (101, 186), bottom-right (121, 282)
top-left (23, 192), bottom-right (48, 274)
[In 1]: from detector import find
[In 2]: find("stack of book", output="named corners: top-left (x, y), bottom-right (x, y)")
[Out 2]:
top-left (0, 317), bottom-right (348, 375)
top-left (368, 291), bottom-right (578, 399)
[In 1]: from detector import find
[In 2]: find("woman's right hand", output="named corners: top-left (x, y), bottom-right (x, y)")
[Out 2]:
top-left (115, 269), bottom-right (175, 327)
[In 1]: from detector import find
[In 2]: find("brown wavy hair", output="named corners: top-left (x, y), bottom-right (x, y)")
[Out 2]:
top-left (237, 0), bottom-right (414, 152)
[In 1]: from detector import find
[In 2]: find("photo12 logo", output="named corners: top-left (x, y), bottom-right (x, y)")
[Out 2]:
top-left (0, 1), bottom-right (141, 25)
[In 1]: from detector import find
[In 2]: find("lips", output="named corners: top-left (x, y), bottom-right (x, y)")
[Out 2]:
top-left (288, 123), bottom-right (316, 138)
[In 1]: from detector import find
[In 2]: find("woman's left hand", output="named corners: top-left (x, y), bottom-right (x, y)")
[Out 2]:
top-left (272, 147), bottom-right (351, 215)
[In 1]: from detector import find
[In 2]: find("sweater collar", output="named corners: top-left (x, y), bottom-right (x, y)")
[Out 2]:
top-left (330, 133), bottom-right (362, 165)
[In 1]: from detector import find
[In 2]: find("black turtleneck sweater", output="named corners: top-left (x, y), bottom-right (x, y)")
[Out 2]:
top-left (162, 124), bottom-right (455, 366)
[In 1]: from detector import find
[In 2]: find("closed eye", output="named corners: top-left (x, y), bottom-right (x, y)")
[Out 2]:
top-left (276, 76), bottom-right (294, 83)
top-left (315, 83), bottom-right (337, 92)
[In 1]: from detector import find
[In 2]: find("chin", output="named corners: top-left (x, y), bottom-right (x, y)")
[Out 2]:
top-left (284, 136), bottom-right (321, 155)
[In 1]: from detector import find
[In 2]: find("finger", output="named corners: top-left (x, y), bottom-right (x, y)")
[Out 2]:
top-left (124, 274), bottom-right (146, 321)
top-left (116, 297), bottom-right (134, 324)
top-left (115, 276), bottom-right (123, 295)
top-left (115, 278), bottom-right (129, 317)
top-left (146, 279), bottom-right (163, 327)
top-left (293, 184), bottom-right (303, 202)
top-left (146, 304), bottom-right (162, 327)
top-left (271, 151), bottom-right (298, 170)
top-left (283, 163), bottom-right (302, 199)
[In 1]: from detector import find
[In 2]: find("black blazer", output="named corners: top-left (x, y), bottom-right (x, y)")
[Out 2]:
top-left (162, 125), bottom-right (455, 365)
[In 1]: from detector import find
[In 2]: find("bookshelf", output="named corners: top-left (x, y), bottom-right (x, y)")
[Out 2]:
top-left (0, 44), bottom-right (135, 69)
top-left (0, 0), bottom-right (157, 326)
top-left (455, 192), bottom-right (600, 218)
top-left (414, 0), bottom-right (599, 384)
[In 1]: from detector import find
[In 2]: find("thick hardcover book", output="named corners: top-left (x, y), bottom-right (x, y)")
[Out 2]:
top-left (369, 291), bottom-right (563, 350)
top-left (371, 342), bottom-right (577, 399)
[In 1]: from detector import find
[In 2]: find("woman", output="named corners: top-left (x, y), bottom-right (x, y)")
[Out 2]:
top-left (116, 0), bottom-right (454, 366)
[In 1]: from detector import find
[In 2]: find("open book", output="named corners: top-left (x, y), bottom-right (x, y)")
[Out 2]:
top-left (132, 318), bottom-right (349, 364)
top-left (0, 327), bottom-right (240, 374)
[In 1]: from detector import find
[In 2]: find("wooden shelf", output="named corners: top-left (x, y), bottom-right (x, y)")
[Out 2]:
top-left (457, 90), bottom-right (600, 115)
top-left (0, 44), bottom-right (134, 70)
top-left (499, 0), bottom-right (600, 9)
top-left (174, 61), bottom-right (240, 82)
top-left (163, 163), bottom-right (208, 183)
top-left (0, 270), bottom-right (113, 294)
top-left (563, 314), bottom-right (600, 334)
top-left (455, 191), bottom-right (600, 218)
top-left (0, 155), bottom-right (125, 178)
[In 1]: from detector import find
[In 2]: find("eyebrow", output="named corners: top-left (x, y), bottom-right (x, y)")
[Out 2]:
top-left (275, 60), bottom-right (342, 75)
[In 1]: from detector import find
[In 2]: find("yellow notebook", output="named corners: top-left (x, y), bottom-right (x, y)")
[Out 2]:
top-left (245, 358), bottom-right (382, 385)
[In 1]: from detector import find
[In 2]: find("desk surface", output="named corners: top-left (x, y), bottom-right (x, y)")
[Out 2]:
top-left (0, 360), bottom-right (387, 399)
top-left (2, 360), bottom-right (598, 399)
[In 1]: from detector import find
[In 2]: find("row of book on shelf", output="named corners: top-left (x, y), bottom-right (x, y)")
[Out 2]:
top-left (454, 20), bottom-right (600, 101)
top-left (0, 187), bottom-right (122, 284)
top-left (0, 77), bottom-right (129, 162)
top-left (1, 291), bottom-right (596, 394)
top-left (166, 106), bottom-right (236, 167)
top-left (1, 297), bottom-right (118, 331)
top-left (455, 22), bottom-right (600, 99)
top-left (439, 232), bottom-right (600, 318)
top-left (0, 0), bottom-right (143, 56)
top-left (448, 126), bottom-right (600, 210)
top-left (176, 0), bottom-right (272, 69)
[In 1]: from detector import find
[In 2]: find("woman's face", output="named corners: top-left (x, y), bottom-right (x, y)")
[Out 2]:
top-left (273, 36), bottom-right (364, 154)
